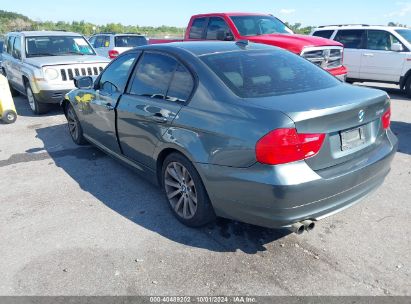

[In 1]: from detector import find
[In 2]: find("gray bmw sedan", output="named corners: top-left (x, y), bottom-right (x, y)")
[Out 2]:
top-left (62, 41), bottom-right (397, 234)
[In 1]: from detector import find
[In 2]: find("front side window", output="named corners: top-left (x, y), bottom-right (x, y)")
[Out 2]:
top-left (25, 36), bottom-right (95, 57)
top-left (201, 50), bottom-right (340, 98)
top-left (13, 37), bottom-right (21, 59)
top-left (230, 15), bottom-right (292, 36)
top-left (99, 53), bottom-right (137, 93)
top-left (189, 18), bottom-right (206, 39)
top-left (130, 53), bottom-right (178, 99)
top-left (312, 30), bottom-right (334, 39)
top-left (115, 36), bottom-right (148, 47)
top-left (366, 30), bottom-right (401, 50)
top-left (334, 30), bottom-right (366, 49)
top-left (206, 17), bottom-right (232, 40)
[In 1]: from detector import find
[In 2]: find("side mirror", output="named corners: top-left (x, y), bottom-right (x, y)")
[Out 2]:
top-left (216, 30), bottom-right (234, 41)
top-left (74, 76), bottom-right (93, 89)
top-left (391, 43), bottom-right (404, 52)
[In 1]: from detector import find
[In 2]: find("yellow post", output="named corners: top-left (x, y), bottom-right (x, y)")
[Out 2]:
top-left (0, 74), bottom-right (17, 124)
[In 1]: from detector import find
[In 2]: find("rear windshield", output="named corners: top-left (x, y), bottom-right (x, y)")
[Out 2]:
top-left (114, 36), bottom-right (148, 47)
top-left (201, 50), bottom-right (340, 98)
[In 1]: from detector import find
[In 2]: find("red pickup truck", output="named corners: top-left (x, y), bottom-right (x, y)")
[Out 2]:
top-left (150, 13), bottom-right (347, 80)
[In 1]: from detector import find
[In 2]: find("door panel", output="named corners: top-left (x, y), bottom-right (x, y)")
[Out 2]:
top-left (343, 49), bottom-right (363, 78)
top-left (80, 52), bottom-right (139, 153)
top-left (360, 30), bottom-right (406, 82)
top-left (116, 52), bottom-right (194, 169)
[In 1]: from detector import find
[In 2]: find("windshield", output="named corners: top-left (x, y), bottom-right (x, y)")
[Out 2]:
top-left (114, 35), bottom-right (148, 47)
top-left (25, 36), bottom-right (95, 57)
top-left (230, 15), bottom-right (292, 36)
top-left (201, 50), bottom-right (340, 98)
top-left (395, 29), bottom-right (411, 44)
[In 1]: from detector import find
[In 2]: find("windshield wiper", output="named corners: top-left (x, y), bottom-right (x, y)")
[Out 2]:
top-left (61, 52), bottom-right (87, 56)
top-left (27, 53), bottom-right (59, 57)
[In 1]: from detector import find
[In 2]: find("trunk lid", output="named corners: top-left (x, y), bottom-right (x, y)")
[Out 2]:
top-left (251, 84), bottom-right (390, 170)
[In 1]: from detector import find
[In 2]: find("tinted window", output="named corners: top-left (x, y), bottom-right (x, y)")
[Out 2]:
top-left (115, 36), bottom-right (148, 47)
top-left (206, 17), bottom-right (231, 40)
top-left (201, 50), bottom-right (340, 98)
top-left (94, 36), bottom-right (110, 48)
top-left (99, 53), bottom-right (136, 93)
top-left (0, 41), bottom-right (4, 53)
top-left (130, 53), bottom-right (178, 99)
top-left (7, 36), bottom-right (15, 54)
top-left (334, 30), bottom-right (366, 49)
top-left (88, 36), bottom-right (96, 46)
top-left (312, 30), bottom-right (334, 39)
top-left (231, 15), bottom-right (291, 36)
top-left (13, 37), bottom-right (21, 59)
top-left (167, 64), bottom-right (194, 102)
top-left (366, 30), bottom-right (401, 50)
top-left (189, 18), bottom-right (206, 39)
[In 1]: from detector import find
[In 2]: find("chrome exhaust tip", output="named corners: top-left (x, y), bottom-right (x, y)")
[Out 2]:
top-left (302, 220), bottom-right (315, 232)
top-left (287, 222), bottom-right (305, 235)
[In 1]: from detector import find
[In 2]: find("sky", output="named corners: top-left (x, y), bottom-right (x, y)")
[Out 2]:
top-left (2, 0), bottom-right (411, 27)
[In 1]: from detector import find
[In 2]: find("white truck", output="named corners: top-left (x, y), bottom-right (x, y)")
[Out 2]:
top-left (1, 31), bottom-right (109, 114)
top-left (311, 25), bottom-right (411, 97)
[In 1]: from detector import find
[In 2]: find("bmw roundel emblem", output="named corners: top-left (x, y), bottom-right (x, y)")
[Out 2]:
top-left (358, 110), bottom-right (365, 123)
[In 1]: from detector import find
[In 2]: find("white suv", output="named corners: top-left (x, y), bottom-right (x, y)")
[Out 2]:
top-left (89, 33), bottom-right (148, 59)
top-left (311, 25), bottom-right (411, 97)
top-left (2, 31), bottom-right (109, 114)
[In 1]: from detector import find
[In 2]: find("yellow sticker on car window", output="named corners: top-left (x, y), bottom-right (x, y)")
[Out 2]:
top-left (105, 41), bottom-right (110, 47)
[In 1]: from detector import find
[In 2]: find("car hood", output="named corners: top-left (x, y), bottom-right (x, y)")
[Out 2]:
top-left (247, 34), bottom-right (343, 54)
top-left (24, 55), bottom-right (110, 68)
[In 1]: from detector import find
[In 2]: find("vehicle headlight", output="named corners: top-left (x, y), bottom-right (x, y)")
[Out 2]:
top-left (44, 68), bottom-right (59, 81)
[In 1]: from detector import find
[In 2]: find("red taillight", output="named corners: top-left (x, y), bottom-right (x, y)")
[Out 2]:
top-left (256, 128), bottom-right (325, 165)
top-left (108, 50), bottom-right (119, 59)
top-left (382, 107), bottom-right (391, 130)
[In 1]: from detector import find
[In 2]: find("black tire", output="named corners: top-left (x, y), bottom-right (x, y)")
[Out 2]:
top-left (405, 77), bottom-right (411, 98)
top-left (162, 153), bottom-right (216, 227)
top-left (25, 84), bottom-right (50, 115)
top-left (2, 110), bottom-right (17, 124)
top-left (66, 103), bottom-right (87, 145)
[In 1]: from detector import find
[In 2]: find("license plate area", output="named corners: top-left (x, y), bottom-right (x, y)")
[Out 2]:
top-left (340, 126), bottom-right (366, 151)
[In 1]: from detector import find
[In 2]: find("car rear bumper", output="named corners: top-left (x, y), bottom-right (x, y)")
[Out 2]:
top-left (197, 130), bottom-right (397, 228)
top-left (34, 89), bottom-right (71, 104)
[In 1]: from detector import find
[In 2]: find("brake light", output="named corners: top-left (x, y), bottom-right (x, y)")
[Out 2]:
top-left (108, 50), bottom-right (119, 59)
top-left (382, 107), bottom-right (391, 130)
top-left (256, 128), bottom-right (325, 165)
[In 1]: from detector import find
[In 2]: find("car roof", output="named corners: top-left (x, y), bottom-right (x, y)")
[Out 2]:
top-left (8, 31), bottom-right (83, 37)
top-left (314, 25), bottom-right (407, 31)
top-left (137, 41), bottom-right (279, 57)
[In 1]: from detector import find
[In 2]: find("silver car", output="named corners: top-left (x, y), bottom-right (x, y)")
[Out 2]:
top-left (89, 33), bottom-right (148, 59)
top-left (1, 31), bottom-right (109, 114)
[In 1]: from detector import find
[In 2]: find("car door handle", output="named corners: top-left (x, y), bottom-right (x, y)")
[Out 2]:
top-left (104, 103), bottom-right (115, 111)
top-left (363, 53), bottom-right (374, 57)
top-left (149, 113), bottom-right (168, 123)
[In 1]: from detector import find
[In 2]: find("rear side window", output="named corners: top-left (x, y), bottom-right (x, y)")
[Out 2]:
top-left (189, 18), bottom-right (206, 39)
top-left (13, 37), bottom-right (21, 59)
top-left (7, 36), bottom-right (15, 54)
top-left (334, 30), bottom-right (366, 49)
top-left (167, 64), bottom-right (194, 102)
top-left (94, 36), bottom-right (110, 48)
top-left (99, 53), bottom-right (137, 93)
top-left (115, 36), bottom-right (148, 47)
top-left (206, 17), bottom-right (231, 40)
top-left (201, 50), bottom-right (340, 98)
top-left (312, 30), bottom-right (334, 39)
top-left (130, 53), bottom-right (177, 99)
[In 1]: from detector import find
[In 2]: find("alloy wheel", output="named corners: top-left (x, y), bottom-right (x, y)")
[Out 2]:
top-left (67, 107), bottom-right (79, 141)
top-left (164, 161), bottom-right (198, 219)
top-left (26, 87), bottom-right (36, 111)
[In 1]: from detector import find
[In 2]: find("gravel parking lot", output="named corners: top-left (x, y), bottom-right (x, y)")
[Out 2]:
top-left (0, 83), bottom-right (410, 296)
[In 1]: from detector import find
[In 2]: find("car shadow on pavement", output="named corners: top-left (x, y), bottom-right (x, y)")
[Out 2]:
top-left (13, 95), bottom-right (62, 117)
top-left (32, 123), bottom-right (290, 254)
top-left (391, 121), bottom-right (411, 155)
